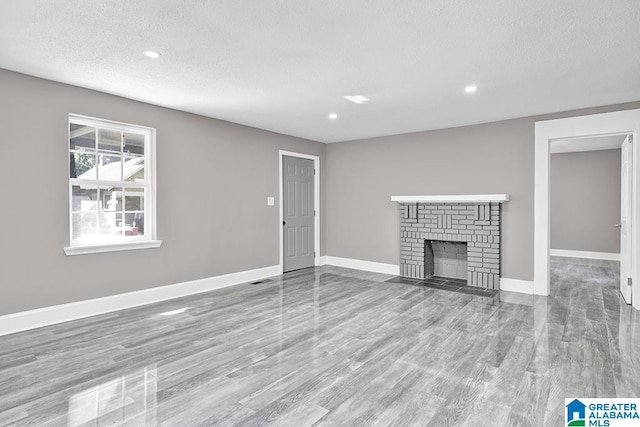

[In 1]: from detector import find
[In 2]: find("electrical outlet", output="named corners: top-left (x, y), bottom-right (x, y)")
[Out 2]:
top-left (267, 197), bottom-right (275, 206)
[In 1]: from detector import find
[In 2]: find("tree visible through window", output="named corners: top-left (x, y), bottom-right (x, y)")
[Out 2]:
top-left (68, 115), bottom-right (155, 248)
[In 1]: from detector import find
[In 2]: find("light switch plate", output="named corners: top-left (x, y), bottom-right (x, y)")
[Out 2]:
top-left (267, 197), bottom-right (275, 206)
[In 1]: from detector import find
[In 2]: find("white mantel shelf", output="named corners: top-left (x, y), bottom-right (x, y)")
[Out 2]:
top-left (391, 194), bottom-right (510, 203)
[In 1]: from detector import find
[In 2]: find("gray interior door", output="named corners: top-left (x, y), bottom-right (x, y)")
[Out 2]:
top-left (283, 155), bottom-right (315, 272)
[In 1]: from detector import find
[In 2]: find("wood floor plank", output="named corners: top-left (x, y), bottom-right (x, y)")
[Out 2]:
top-left (0, 257), bottom-right (637, 426)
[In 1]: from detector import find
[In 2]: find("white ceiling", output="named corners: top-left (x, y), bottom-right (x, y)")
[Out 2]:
top-left (550, 134), bottom-right (627, 154)
top-left (1, 1), bottom-right (639, 143)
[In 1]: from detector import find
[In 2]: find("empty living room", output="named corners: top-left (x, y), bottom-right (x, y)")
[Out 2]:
top-left (2, 1), bottom-right (640, 426)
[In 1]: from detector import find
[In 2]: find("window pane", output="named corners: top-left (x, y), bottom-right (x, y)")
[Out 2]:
top-left (100, 187), bottom-right (123, 212)
top-left (114, 212), bottom-right (131, 236)
top-left (100, 211), bottom-right (124, 237)
top-left (70, 124), bottom-right (96, 150)
top-left (71, 185), bottom-right (98, 213)
top-left (72, 213), bottom-right (98, 241)
top-left (98, 153), bottom-right (122, 181)
top-left (124, 187), bottom-right (145, 236)
top-left (98, 213), bottom-right (114, 236)
top-left (123, 132), bottom-right (145, 156)
top-left (70, 151), bottom-right (96, 179)
top-left (97, 190), bottom-right (127, 237)
top-left (124, 156), bottom-right (145, 182)
top-left (98, 129), bottom-right (122, 152)
top-left (126, 212), bottom-right (145, 236)
top-left (124, 188), bottom-right (144, 211)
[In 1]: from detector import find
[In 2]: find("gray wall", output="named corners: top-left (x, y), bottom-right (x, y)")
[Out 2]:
top-left (0, 69), bottom-right (326, 316)
top-left (2, 68), bottom-right (639, 316)
top-left (325, 102), bottom-right (640, 281)
top-left (551, 149), bottom-right (621, 253)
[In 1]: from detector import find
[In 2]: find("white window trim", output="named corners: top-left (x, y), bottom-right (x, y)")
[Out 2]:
top-left (64, 114), bottom-right (162, 256)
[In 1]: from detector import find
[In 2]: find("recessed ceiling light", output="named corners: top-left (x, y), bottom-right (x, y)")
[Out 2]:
top-left (329, 113), bottom-right (338, 119)
top-left (344, 95), bottom-right (370, 104)
top-left (143, 50), bottom-right (162, 59)
top-left (464, 85), bottom-right (478, 93)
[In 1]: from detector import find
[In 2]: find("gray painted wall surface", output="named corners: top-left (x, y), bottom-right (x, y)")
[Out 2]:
top-left (325, 102), bottom-right (640, 281)
top-left (1, 68), bottom-right (639, 316)
top-left (0, 69), bottom-right (326, 316)
top-left (551, 149), bottom-right (621, 253)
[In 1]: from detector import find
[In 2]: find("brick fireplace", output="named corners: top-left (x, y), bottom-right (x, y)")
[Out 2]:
top-left (392, 195), bottom-right (509, 289)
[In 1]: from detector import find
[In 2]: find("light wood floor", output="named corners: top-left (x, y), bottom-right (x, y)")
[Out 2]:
top-left (0, 257), bottom-right (638, 426)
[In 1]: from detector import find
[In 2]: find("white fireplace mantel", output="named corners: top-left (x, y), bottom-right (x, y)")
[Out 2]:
top-left (390, 194), bottom-right (509, 203)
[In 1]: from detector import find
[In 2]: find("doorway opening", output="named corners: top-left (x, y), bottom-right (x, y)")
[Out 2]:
top-left (548, 134), bottom-right (628, 301)
top-left (535, 109), bottom-right (640, 310)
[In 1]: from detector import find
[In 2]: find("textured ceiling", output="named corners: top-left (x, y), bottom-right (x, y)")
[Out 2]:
top-left (1, 1), bottom-right (639, 143)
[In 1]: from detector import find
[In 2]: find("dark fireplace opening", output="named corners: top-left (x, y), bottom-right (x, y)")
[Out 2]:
top-left (425, 240), bottom-right (467, 281)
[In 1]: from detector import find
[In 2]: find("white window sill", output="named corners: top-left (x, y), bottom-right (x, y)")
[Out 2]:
top-left (64, 240), bottom-right (163, 256)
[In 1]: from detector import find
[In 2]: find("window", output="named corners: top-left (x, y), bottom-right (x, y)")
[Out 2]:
top-left (64, 115), bottom-right (161, 255)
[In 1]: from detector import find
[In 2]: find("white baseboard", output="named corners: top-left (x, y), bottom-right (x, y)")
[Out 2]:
top-left (0, 256), bottom-right (544, 336)
top-left (323, 256), bottom-right (539, 296)
top-left (323, 256), bottom-right (400, 275)
top-left (317, 256), bottom-right (327, 266)
top-left (0, 265), bottom-right (280, 337)
top-left (500, 278), bottom-right (536, 295)
top-left (550, 249), bottom-right (620, 261)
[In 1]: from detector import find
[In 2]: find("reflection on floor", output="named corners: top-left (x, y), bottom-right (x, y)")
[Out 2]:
top-left (68, 366), bottom-right (157, 426)
top-left (0, 257), bottom-right (638, 426)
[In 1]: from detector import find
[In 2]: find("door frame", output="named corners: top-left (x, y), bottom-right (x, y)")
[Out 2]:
top-left (279, 150), bottom-right (320, 275)
top-left (534, 109), bottom-right (640, 310)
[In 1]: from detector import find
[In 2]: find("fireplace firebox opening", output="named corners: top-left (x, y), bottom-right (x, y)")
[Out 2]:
top-left (425, 240), bottom-right (467, 280)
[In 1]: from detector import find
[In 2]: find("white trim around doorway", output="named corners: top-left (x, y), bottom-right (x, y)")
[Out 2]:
top-left (279, 150), bottom-right (321, 275)
top-left (534, 109), bottom-right (640, 310)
